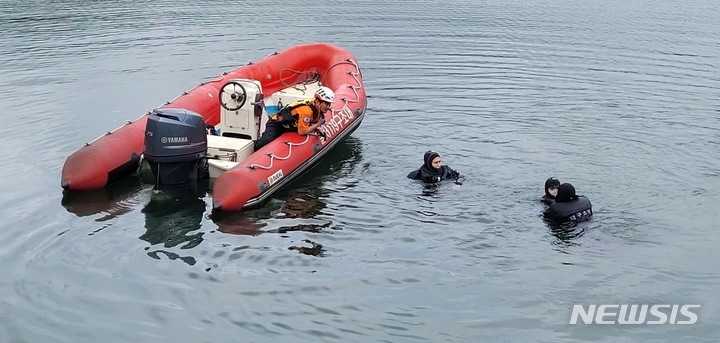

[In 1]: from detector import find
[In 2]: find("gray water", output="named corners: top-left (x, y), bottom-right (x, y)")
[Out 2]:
top-left (1, 0), bottom-right (719, 342)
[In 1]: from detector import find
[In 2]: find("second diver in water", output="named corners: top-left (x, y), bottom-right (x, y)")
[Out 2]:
top-left (543, 182), bottom-right (593, 223)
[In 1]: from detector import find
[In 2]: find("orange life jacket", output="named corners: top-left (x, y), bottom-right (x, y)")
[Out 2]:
top-left (272, 99), bottom-right (318, 129)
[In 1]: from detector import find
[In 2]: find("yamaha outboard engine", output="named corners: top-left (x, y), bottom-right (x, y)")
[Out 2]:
top-left (144, 108), bottom-right (208, 187)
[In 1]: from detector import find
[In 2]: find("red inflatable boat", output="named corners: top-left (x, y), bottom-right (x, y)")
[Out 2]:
top-left (61, 43), bottom-right (367, 212)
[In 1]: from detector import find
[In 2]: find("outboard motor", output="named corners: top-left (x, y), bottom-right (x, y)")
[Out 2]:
top-left (144, 108), bottom-right (208, 187)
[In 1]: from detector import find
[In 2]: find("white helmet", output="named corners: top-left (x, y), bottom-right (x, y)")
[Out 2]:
top-left (315, 86), bottom-right (335, 103)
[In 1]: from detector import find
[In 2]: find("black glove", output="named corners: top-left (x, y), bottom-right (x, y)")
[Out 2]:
top-left (316, 130), bottom-right (327, 139)
top-left (318, 115), bottom-right (326, 126)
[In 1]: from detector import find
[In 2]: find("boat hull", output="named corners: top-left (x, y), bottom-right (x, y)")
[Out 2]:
top-left (61, 43), bottom-right (367, 211)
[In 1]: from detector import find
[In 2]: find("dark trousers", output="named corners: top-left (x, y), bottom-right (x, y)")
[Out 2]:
top-left (254, 121), bottom-right (292, 150)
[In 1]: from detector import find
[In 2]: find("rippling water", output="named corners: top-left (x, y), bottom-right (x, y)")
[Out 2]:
top-left (1, 1), bottom-right (719, 342)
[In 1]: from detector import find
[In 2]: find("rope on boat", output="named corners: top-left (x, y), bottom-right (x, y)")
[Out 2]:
top-left (279, 69), bottom-right (321, 89)
top-left (248, 134), bottom-right (312, 170)
top-left (329, 59), bottom-right (363, 117)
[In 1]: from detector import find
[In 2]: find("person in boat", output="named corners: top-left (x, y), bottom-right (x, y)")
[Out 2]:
top-left (541, 177), bottom-right (561, 206)
top-left (253, 86), bottom-right (334, 150)
top-left (543, 183), bottom-right (593, 223)
top-left (407, 151), bottom-right (464, 185)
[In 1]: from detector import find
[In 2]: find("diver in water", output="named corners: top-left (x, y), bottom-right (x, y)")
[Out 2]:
top-left (544, 183), bottom-right (593, 223)
top-left (541, 177), bottom-right (561, 206)
top-left (407, 150), bottom-right (464, 185)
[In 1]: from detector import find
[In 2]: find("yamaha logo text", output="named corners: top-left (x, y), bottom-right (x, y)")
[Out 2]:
top-left (570, 304), bottom-right (700, 324)
top-left (160, 136), bottom-right (189, 144)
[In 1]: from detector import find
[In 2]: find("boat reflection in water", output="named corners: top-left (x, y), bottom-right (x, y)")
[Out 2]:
top-left (62, 137), bottom-right (363, 260)
top-left (213, 137), bottom-right (363, 256)
top-left (61, 173), bottom-right (148, 221)
top-left (62, 169), bottom-right (208, 265)
top-left (140, 183), bottom-right (208, 266)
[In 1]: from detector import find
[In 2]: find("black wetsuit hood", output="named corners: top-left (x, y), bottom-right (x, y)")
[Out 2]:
top-left (556, 183), bottom-right (578, 203)
top-left (544, 177), bottom-right (561, 198)
top-left (419, 151), bottom-right (441, 176)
